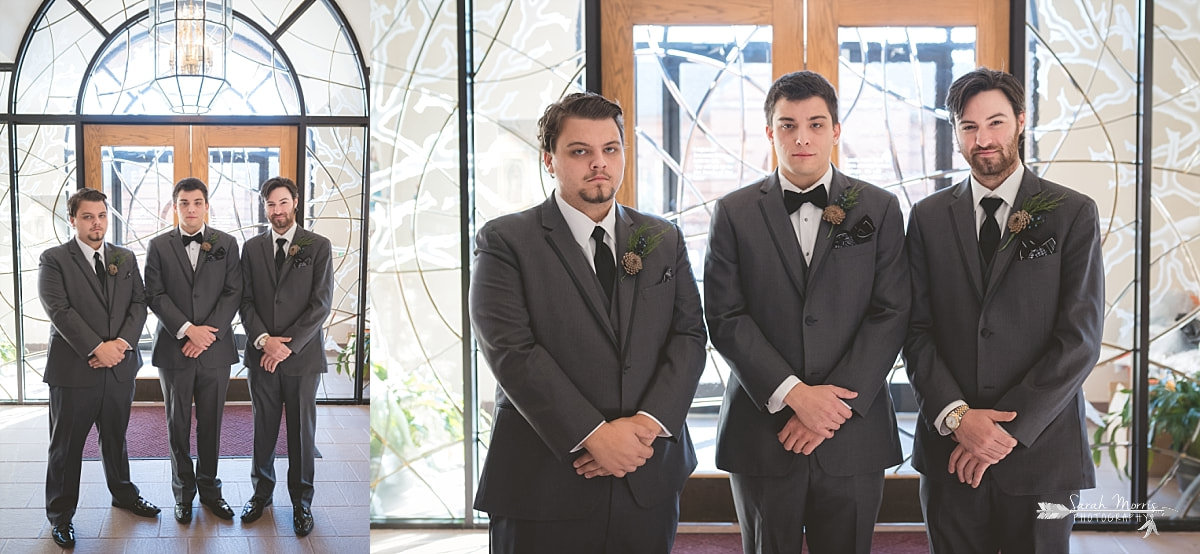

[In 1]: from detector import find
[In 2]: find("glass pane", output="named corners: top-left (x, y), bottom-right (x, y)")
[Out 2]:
top-left (837, 25), bottom-right (976, 473)
top-left (238, 0), bottom-right (309, 35)
top-left (275, 0), bottom-right (366, 116)
top-left (1146, 0), bottom-right (1200, 519)
top-left (0, 126), bottom-right (15, 401)
top-left (79, 0), bottom-right (148, 34)
top-left (634, 23), bottom-right (773, 472)
top-left (16, 125), bottom-right (77, 401)
top-left (1028, 0), bottom-right (1139, 521)
top-left (368, 0), bottom-right (463, 520)
top-left (15, 0), bottom-right (106, 114)
top-left (0, 71), bottom-right (10, 114)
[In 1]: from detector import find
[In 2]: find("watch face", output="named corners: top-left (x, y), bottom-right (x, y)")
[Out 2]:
top-left (947, 416), bottom-right (959, 430)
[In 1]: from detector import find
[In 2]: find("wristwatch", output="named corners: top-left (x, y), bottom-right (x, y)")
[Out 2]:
top-left (945, 404), bottom-right (970, 431)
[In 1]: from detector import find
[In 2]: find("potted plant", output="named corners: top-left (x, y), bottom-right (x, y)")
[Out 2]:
top-left (1093, 372), bottom-right (1200, 490)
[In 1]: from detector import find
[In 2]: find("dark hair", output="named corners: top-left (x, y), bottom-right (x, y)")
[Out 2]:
top-left (537, 92), bottom-right (625, 153)
top-left (68, 188), bottom-right (108, 217)
top-left (946, 67), bottom-right (1025, 123)
top-left (260, 176), bottom-right (299, 202)
top-left (764, 71), bottom-right (839, 125)
top-left (173, 177), bottom-right (209, 202)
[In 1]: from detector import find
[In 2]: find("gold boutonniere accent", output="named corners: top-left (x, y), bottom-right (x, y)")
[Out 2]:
top-left (107, 252), bottom-right (125, 275)
top-left (621, 223), bottom-right (668, 276)
top-left (288, 236), bottom-right (315, 257)
top-left (823, 185), bottom-right (863, 237)
top-left (999, 192), bottom-right (1065, 251)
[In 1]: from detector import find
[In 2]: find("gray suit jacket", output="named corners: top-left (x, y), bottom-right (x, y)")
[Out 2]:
top-left (239, 227), bottom-right (333, 376)
top-left (145, 227), bottom-right (242, 369)
top-left (904, 168), bottom-right (1103, 495)
top-left (39, 241), bottom-right (147, 387)
top-left (706, 169), bottom-right (909, 477)
top-left (469, 197), bottom-right (707, 520)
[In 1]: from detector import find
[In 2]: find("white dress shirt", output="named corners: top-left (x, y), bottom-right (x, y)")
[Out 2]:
top-left (254, 223), bottom-right (300, 350)
top-left (175, 225), bottom-right (207, 339)
top-left (75, 236), bottom-right (130, 355)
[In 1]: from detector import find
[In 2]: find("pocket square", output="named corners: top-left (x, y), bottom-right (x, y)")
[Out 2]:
top-left (832, 215), bottom-right (875, 249)
top-left (1018, 236), bottom-right (1057, 260)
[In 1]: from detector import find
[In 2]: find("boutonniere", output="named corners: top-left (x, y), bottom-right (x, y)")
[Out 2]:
top-left (1000, 192), bottom-right (1066, 251)
top-left (620, 223), bottom-right (668, 277)
top-left (288, 236), bottom-right (315, 257)
top-left (822, 185), bottom-right (863, 237)
top-left (200, 232), bottom-right (217, 252)
top-left (107, 252), bottom-right (125, 275)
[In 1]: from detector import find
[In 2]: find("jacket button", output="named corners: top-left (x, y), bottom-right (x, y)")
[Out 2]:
top-left (980, 328), bottom-right (992, 338)
top-left (805, 316), bottom-right (817, 326)
top-left (623, 365), bottom-right (630, 374)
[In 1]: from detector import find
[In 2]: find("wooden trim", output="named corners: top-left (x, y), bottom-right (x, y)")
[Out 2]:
top-left (602, 0), bottom-right (637, 207)
top-left (837, 0), bottom-right (977, 26)
top-left (977, 0), bottom-right (1010, 71)
top-left (631, 0), bottom-right (770, 24)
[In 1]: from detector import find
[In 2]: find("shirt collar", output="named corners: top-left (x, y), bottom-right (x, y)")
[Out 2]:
top-left (272, 224), bottom-right (299, 245)
top-left (554, 189), bottom-right (617, 246)
top-left (971, 164), bottom-right (1023, 207)
top-left (180, 224), bottom-right (206, 238)
top-left (778, 164), bottom-right (835, 195)
top-left (75, 236), bottom-right (102, 261)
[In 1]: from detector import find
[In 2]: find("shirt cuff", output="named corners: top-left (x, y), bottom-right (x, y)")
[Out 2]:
top-left (636, 411), bottom-right (671, 438)
top-left (767, 375), bottom-right (803, 414)
top-left (176, 322), bottom-right (192, 340)
top-left (254, 333), bottom-right (269, 350)
top-left (571, 421), bottom-right (605, 453)
top-left (936, 400), bottom-right (968, 436)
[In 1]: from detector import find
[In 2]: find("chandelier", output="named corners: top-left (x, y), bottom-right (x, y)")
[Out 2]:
top-left (151, 0), bottom-right (233, 114)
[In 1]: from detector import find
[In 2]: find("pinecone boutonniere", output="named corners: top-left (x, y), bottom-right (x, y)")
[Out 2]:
top-left (999, 192), bottom-right (1066, 252)
top-left (288, 236), bottom-right (315, 257)
top-left (107, 252), bottom-right (125, 275)
top-left (621, 223), bottom-right (668, 277)
top-left (823, 185), bottom-right (863, 237)
top-left (200, 232), bottom-right (217, 252)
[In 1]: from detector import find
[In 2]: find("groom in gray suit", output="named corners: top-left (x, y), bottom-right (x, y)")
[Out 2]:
top-left (238, 176), bottom-right (332, 536)
top-left (470, 92), bottom-right (707, 553)
top-left (705, 71), bottom-right (909, 554)
top-left (41, 188), bottom-right (158, 548)
top-left (905, 68), bottom-right (1104, 552)
top-left (145, 177), bottom-right (241, 523)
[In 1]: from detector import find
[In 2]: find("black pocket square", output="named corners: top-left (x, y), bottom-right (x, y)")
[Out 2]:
top-left (1018, 236), bottom-right (1057, 260)
top-left (833, 215), bottom-right (875, 249)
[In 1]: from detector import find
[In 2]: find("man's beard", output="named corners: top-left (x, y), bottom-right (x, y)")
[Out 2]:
top-left (969, 132), bottom-right (1021, 177)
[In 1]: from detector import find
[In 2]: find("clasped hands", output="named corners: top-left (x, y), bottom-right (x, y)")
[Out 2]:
top-left (260, 336), bottom-right (293, 373)
top-left (777, 382), bottom-right (857, 455)
top-left (573, 414), bottom-right (660, 479)
top-left (87, 339), bottom-right (128, 368)
top-left (181, 324), bottom-right (219, 358)
top-left (947, 409), bottom-right (1018, 488)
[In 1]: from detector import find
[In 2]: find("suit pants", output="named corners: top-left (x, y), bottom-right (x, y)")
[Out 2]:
top-left (159, 364), bottom-right (231, 504)
top-left (730, 460), bottom-right (884, 554)
top-left (488, 477), bottom-right (680, 554)
top-left (45, 369), bottom-right (140, 526)
top-left (248, 368), bottom-right (319, 509)
top-left (921, 474), bottom-right (1075, 553)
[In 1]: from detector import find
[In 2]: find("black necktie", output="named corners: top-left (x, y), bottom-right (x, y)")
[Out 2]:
top-left (94, 252), bottom-right (106, 286)
top-left (591, 226), bottom-right (615, 305)
top-left (784, 185), bottom-right (828, 214)
top-left (181, 233), bottom-right (202, 246)
top-left (979, 197), bottom-right (1003, 263)
top-left (275, 238), bottom-right (287, 271)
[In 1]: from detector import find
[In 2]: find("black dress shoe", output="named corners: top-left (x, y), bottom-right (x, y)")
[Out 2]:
top-left (240, 496), bottom-right (272, 523)
top-left (293, 505), bottom-right (314, 536)
top-left (200, 497), bottom-right (235, 520)
top-left (111, 496), bottom-right (161, 518)
top-left (174, 503), bottom-right (192, 524)
top-left (51, 522), bottom-right (75, 548)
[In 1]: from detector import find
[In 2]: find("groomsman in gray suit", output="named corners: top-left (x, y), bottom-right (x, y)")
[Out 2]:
top-left (705, 71), bottom-right (910, 553)
top-left (41, 188), bottom-right (158, 549)
top-left (905, 68), bottom-right (1104, 552)
top-left (144, 178), bottom-right (241, 524)
top-left (238, 176), bottom-right (332, 536)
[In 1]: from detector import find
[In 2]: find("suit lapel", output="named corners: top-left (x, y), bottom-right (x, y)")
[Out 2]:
top-left (193, 231), bottom-right (210, 280)
top-left (541, 197), bottom-right (619, 349)
top-left (804, 170), bottom-right (841, 283)
top-left (757, 174), bottom-right (807, 300)
top-left (984, 169), bottom-right (1043, 301)
top-left (102, 245), bottom-right (117, 311)
top-left (948, 179), bottom-right (985, 301)
top-left (168, 229), bottom-right (196, 286)
top-left (260, 231), bottom-right (279, 284)
top-left (614, 206), bottom-right (639, 354)
top-left (67, 240), bottom-right (107, 302)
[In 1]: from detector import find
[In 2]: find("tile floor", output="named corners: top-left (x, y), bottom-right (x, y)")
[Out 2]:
top-left (0, 403), bottom-right (369, 553)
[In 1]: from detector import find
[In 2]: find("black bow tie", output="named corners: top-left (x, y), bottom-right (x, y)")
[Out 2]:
top-left (181, 233), bottom-right (203, 246)
top-left (784, 185), bottom-right (828, 214)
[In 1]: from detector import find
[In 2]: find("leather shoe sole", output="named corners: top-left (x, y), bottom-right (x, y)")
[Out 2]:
top-left (293, 506), bottom-right (314, 536)
top-left (200, 497), bottom-right (235, 520)
top-left (174, 503), bottom-right (192, 524)
top-left (111, 496), bottom-right (161, 518)
top-left (240, 497), bottom-right (272, 523)
top-left (51, 523), bottom-right (75, 548)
